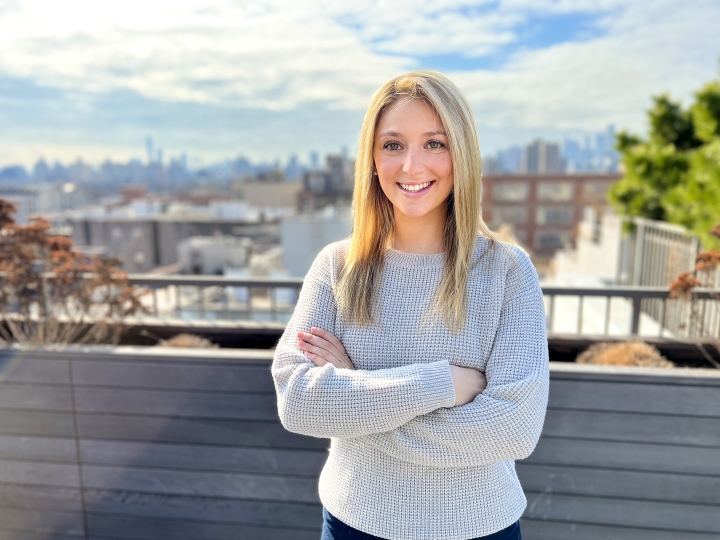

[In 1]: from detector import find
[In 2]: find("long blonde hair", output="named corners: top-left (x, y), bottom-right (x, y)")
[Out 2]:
top-left (335, 69), bottom-right (503, 334)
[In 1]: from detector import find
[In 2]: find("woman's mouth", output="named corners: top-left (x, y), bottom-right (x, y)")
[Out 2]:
top-left (397, 180), bottom-right (435, 195)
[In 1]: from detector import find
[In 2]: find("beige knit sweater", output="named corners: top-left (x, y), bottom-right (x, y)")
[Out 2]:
top-left (271, 234), bottom-right (549, 540)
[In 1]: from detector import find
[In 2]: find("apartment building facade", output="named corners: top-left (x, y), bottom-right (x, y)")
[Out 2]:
top-left (482, 173), bottom-right (621, 258)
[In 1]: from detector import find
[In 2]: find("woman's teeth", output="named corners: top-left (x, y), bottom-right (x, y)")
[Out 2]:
top-left (399, 181), bottom-right (432, 192)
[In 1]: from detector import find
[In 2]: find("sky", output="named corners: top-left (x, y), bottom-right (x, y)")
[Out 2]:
top-left (0, 0), bottom-right (718, 169)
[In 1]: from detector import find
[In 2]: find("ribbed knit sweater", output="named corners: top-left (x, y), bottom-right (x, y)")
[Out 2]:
top-left (271, 234), bottom-right (549, 540)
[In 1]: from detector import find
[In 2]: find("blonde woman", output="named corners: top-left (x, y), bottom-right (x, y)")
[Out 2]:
top-left (271, 70), bottom-right (549, 540)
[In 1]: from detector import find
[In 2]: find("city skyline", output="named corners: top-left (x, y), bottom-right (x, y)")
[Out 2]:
top-left (1, 1), bottom-right (718, 167)
top-left (0, 124), bottom-right (620, 183)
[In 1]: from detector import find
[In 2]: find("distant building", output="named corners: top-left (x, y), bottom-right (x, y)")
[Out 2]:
top-left (53, 200), bottom-right (279, 273)
top-left (520, 140), bottom-right (566, 174)
top-left (482, 173), bottom-right (620, 258)
top-left (231, 180), bottom-right (302, 210)
top-left (281, 206), bottom-right (352, 277)
top-left (298, 154), bottom-right (354, 211)
top-left (177, 236), bottom-right (252, 275)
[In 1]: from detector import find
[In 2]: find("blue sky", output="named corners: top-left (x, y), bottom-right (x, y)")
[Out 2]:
top-left (0, 0), bottom-right (718, 168)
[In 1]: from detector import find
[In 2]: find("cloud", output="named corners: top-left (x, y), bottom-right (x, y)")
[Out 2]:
top-left (0, 0), bottom-right (718, 165)
top-left (452, 0), bottom-right (720, 133)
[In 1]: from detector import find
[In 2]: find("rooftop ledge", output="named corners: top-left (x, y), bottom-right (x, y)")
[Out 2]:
top-left (2, 343), bottom-right (719, 381)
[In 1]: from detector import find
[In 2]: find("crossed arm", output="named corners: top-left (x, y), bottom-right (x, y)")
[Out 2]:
top-left (271, 254), bottom-right (549, 467)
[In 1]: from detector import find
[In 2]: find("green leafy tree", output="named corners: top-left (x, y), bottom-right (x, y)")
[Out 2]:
top-left (609, 70), bottom-right (720, 250)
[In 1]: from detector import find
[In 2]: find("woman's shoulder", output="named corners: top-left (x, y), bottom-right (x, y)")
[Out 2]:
top-left (472, 234), bottom-right (532, 271)
top-left (305, 237), bottom-right (351, 286)
top-left (472, 234), bottom-right (540, 296)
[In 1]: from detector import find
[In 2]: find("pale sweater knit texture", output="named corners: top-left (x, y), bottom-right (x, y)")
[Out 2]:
top-left (271, 234), bottom-right (549, 540)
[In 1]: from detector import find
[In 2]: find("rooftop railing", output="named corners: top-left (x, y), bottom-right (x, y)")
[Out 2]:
top-left (126, 275), bottom-right (720, 340)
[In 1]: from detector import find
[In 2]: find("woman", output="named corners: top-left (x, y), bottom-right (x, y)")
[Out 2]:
top-left (271, 70), bottom-right (549, 540)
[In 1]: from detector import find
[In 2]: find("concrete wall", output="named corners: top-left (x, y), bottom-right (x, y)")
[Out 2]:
top-left (0, 346), bottom-right (718, 539)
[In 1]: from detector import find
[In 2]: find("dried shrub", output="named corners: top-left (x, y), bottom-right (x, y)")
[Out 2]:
top-left (158, 333), bottom-right (218, 348)
top-left (0, 198), bottom-right (150, 345)
top-left (669, 271), bottom-right (703, 299)
top-left (576, 341), bottom-right (673, 368)
top-left (695, 251), bottom-right (720, 272)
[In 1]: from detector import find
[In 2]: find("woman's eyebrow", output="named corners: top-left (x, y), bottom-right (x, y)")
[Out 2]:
top-left (378, 130), bottom-right (447, 137)
top-left (378, 130), bottom-right (403, 138)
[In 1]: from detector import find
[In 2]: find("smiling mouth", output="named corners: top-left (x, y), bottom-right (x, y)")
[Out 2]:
top-left (397, 180), bottom-right (435, 193)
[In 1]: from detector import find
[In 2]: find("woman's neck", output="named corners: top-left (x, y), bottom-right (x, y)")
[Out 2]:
top-left (390, 206), bottom-right (447, 254)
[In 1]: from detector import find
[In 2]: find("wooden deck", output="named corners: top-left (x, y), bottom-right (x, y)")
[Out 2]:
top-left (0, 346), bottom-right (718, 539)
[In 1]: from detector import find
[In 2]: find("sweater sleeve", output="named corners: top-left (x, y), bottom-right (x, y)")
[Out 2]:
top-left (360, 248), bottom-right (550, 467)
top-left (271, 244), bottom-right (457, 440)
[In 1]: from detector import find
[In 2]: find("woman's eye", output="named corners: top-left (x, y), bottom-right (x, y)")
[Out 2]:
top-left (384, 142), bottom-right (402, 151)
top-left (427, 140), bottom-right (445, 150)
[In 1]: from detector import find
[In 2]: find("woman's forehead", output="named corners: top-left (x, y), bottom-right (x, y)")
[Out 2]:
top-left (376, 98), bottom-right (445, 134)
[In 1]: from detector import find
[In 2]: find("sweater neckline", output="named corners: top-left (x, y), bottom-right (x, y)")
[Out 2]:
top-left (383, 235), bottom-right (491, 269)
top-left (384, 245), bottom-right (448, 269)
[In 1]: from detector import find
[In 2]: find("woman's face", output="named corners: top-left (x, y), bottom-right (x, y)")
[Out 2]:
top-left (373, 98), bottom-right (454, 221)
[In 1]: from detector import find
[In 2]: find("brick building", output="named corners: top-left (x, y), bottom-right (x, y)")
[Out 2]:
top-left (482, 173), bottom-right (621, 258)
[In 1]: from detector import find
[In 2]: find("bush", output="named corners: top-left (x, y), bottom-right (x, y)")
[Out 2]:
top-left (157, 333), bottom-right (218, 348)
top-left (576, 341), bottom-right (673, 368)
top-left (0, 198), bottom-right (150, 345)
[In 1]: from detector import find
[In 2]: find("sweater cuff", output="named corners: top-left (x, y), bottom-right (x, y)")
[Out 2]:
top-left (417, 360), bottom-right (456, 411)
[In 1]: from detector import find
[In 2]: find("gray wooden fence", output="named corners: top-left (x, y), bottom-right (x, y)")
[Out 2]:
top-left (0, 346), bottom-right (718, 540)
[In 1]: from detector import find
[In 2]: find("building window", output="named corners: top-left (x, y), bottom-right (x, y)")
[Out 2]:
top-left (538, 181), bottom-right (573, 201)
top-left (111, 227), bottom-right (123, 251)
top-left (537, 206), bottom-right (573, 225)
top-left (132, 227), bottom-right (144, 249)
top-left (492, 206), bottom-right (528, 225)
top-left (583, 180), bottom-right (612, 202)
top-left (493, 181), bottom-right (529, 202)
top-left (535, 231), bottom-right (570, 249)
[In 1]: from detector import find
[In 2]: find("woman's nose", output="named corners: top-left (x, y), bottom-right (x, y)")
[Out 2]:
top-left (402, 147), bottom-right (425, 177)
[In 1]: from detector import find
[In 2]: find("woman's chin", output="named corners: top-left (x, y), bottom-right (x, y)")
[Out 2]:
top-left (394, 206), bottom-right (440, 220)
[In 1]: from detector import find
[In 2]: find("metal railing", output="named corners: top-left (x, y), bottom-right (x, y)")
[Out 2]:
top-left (127, 274), bottom-right (304, 323)
top-left (126, 275), bottom-right (720, 339)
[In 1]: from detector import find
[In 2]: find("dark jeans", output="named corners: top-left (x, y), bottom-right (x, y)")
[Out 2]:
top-left (321, 507), bottom-right (522, 540)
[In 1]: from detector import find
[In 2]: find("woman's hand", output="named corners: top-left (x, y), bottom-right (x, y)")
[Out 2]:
top-left (449, 365), bottom-right (487, 407)
top-left (298, 327), bottom-right (356, 370)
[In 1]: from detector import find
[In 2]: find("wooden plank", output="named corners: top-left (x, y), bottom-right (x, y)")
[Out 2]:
top-left (0, 435), bottom-right (77, 463)
top-left (80, 440), bottom-right (327, 476)
top-left (81, 465), bottom-right (319, 503)
top-left (523, 492), bottom-right (720, 533)
top-left (0, 459), bottom-right (80, 488)
top-left (549, 361), bottom-right (720, 386)
top-left (520, 518), bottom-right (720, 540)
top-left (524, 437), bottom-right (720, 476)
top-left (0, 410), bottom-right (75, 438)
top-left (86, 514), bottom-right (320, 540)
top-left (0, 347), bottom-right (275, 366)
top-left (76, 414), bottom-right (327, 450)
top-left (0, 530), bottom-right (80, 540)
top-left (0, 384), bottom-right (72, 411)
top-left (0, 358), bottom-right (70, 385)
top-left (0, 507), bottom-right (84, 537)
top-left (543, 409), bottom-right (720, 446)
top-left (517, 462), bottom-right (720, 505)
top-left (549, 379), bottom-right (720, 417)
top-left (73, 387), bottom-right (278, 420)
top-left (72, 361), bottom-right (275, 393)
top-left (83, 490), bottom-right (322, 529)
top-left (0, 484), bottom-right (81, 512)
